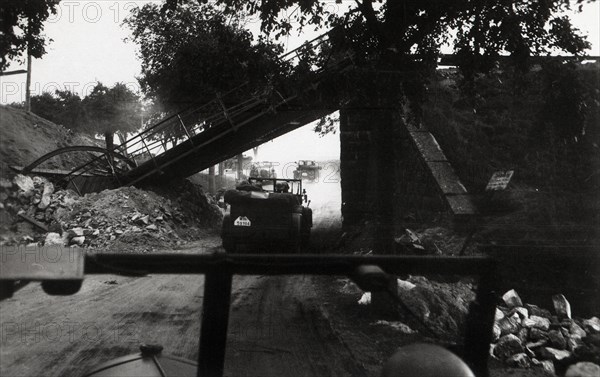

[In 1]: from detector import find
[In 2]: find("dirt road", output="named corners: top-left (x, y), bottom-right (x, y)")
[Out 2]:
top-left (1, 180), bottom-right (366, 377)
top-left (0, 272), bottom-right (205, 376)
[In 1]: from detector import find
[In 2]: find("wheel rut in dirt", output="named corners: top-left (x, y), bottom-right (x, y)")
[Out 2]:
top-left (225, 275), bottom-right (366, 377)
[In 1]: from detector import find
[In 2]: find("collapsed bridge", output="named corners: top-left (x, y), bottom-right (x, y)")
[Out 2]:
top-left (20, 30), bottom-right (351, 194)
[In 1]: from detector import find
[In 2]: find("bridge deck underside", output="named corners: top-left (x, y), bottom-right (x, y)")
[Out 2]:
top-left (123, 101), bottom-right (334, 186)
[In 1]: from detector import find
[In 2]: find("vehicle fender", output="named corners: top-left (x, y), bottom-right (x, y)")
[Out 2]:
top-left (381, 343), bottom-right (474, 377)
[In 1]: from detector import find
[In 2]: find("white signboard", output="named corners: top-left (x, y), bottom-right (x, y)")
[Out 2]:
top-left (234, 216), bottom-right (251, 227)
top-left (485, 170), bottom-right (514, 191)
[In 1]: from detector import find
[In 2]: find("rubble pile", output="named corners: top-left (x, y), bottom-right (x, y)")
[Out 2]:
top-left (492, 289), bottom-right (600, 376)
top-left (0, 174), bottom-right (222, 252)
top-left (394, 227), bottom-right (469, 255)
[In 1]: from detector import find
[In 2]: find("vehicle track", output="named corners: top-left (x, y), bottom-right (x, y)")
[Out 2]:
top-left (1, 180), bottom-right (351, 377)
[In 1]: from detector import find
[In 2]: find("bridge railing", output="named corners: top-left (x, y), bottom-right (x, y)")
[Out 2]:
top-left (60, 27), bottom-right (353, 188)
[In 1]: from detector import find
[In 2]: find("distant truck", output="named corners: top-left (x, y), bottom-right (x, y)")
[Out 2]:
top-left (293, 160), bottom-right (320, 181)
top-left (250, 162), bottom-right (277, 179)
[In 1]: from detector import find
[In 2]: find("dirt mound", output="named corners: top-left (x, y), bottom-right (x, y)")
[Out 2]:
top-left (0, 105), bottom-right (100, 177)
top-left (0, 174), bottom-right (222, 253)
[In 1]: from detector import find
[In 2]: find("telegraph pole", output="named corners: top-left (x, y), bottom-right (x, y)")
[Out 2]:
top-left (25, 52), bottom-right (32, 112)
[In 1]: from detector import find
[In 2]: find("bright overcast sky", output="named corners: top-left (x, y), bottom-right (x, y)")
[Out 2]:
top-left (0, 0), bottom-right (597, 161)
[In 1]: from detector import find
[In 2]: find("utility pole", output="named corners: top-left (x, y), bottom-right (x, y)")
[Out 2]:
top-left (25, 52), bottom-right (32, 112)
top-left (208, 165), bottom-right (216, 195)
top-left (236, 154), bottom-right (244, 180)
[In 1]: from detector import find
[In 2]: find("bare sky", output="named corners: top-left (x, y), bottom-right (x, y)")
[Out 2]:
top-left (0, 0), bottom-right (597, 161)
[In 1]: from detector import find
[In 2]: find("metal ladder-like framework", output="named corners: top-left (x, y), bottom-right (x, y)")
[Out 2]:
top-left (58, 28), bottom-right (354, 190)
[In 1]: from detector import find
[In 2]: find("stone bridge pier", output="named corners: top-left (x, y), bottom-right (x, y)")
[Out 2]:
top-left (339, 103), bottom-right (477, 251)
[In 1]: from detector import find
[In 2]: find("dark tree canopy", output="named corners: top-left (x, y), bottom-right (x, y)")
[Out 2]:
top-left (81, 82), bottom-right (142, 138)
top-left (124, 2), bottom-right (289, 114)
top-left (158, 0), bottom-right (593, 128)
top-left (165, 0), bottom-right (592, 74)
top-left (0, 0), bottom-right (60, 71)
top-left (26, 83), bottom-right (142, 143)
top-left (30, 89), bottom-right (86, 131)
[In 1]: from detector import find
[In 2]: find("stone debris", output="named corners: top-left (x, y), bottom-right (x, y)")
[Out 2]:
top-left (394, 228), bottom-right (426, 252)
top-left (396, 278), bottom-right (416, 291)
top-left (358, 292), bottom-right (372, 305)
top-left (494, 334), bottom-right (524, 359)
top-left (538, 347), bottom-right (572, 361)
top-left (0, 175), bottom-right (222, 252)
top-left (565, 362), bottom-right (600, 377)
top-left (553, 294), bottom-right (572, 320)
top-left (548, 330), bottom-right (567, 350)
top-left (371, 320), bottom-right (416, 334)
top-left (43, 232), bottom-right (63, 246)
top-left (540, 360), bottom-right (556, 375)
top-left (492, 289), bottom-right (600, 375)
top-left (583, 317), bottom-right (600, 334)
top-left (13, 175), bottom-right (34, 196)
top-left (507, 353), bottom-right (531, 368)
top-left (502, 289), bottom-right (523, 308)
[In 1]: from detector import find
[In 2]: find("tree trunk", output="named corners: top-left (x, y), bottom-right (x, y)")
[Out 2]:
top-left (104, 131), bottom-right (115, 172)
top-left (208, 165), bottom-right (216, 195)
top-left (25, 53), bottom-right (32, 112)
top-left (116, 132), bottom-right (128, 156)
top-left (104, 131), bottom-right (114, 151)
top-left (236, 154), bottom-right (244, 180)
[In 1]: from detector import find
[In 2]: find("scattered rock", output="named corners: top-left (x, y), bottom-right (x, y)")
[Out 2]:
top-left (494, 334), bottom-right (524, 360)
top-left (510, 307), bottom-right (529, 319)
top-left (517, 327), bottom-right (529, 344)
top-left (526, 304), bottom-right (552, 319)
top-left (396, 278), bottom-right (416, 291)
top-left (146, 224), bottom-right (158, 231)
top-left (14, 175), bottom-right (34, 196)
top-left (583, 317), bottom-right (600, 334)
top-left (539, 360), bottom-right (556, 375)
top-left (530, 327), bottom-right (550, 341)
top-left (38, 181), bottom-right (54, 210)
top-left (507, 353), bottom-right (531, 368)
top-left (44, 232), bottom-right (64, 246)
top-left (571, 322), bottom-right (588, 339)
top-left (568, 337), bottom-right (586, 353)
top-left (553, 294), bottom-right (572, 320)
top-left (498, 316), bottom-right (521, 336)
top-left (358, 292), bottom-right (371, 305)
top-left (527, 316), bottom-right (551, 331)
top-left (0, 177), bottom-right (13, 189)
top-left (527, 339), bottom-right (548, 350)
top-left (371, 320), bottom-right (416, 334)
top-left (491, 290), bottom-right (600, 374)
top-left (548, 330), bottom-right (567, 350)
top-left (539, 347), bottom-right (572, 361)
top-left (68, 227), bottom-right (85, 238)
top-left (502, 289), bottom-right (523, 308)
top-left (584, 333), bottom-right (600, 347)
top-left (495, 308), bottom-right (506, 321)
top-left (492, 323), bottom-right (501, 342)
top-left (565, 362), bottom-right (600, 377)
top-left (70, 236), bottom-right (85, 245)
